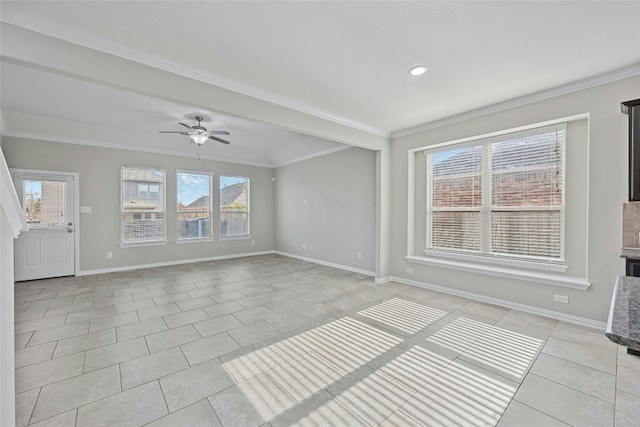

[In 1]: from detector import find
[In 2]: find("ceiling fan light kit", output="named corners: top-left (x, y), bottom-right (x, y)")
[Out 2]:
top-left (159, 115), bottom-right (231, 146)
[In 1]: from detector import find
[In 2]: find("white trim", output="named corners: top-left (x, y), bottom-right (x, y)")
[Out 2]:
top-left (0, 150), bottom-right (27, 237)
top-left (376, 275), bottom-right (604, 330)
top-left (219, 236), bottom-right (251, 241)
top-left (119, 240), bottom-right (168, 248)
top-left (422, 250), bottom-right (568, 273)
top-left (78, 250), bottom-right (275, 276)
top-left (273, 145), bottom-right (353, 168)
top-left (10, 168), bottom-right (80, 277)
top-left (0, 19), bottom-right (388, 138)
top-left (175, 238), bottom-right (214, 244)
top-left (274, 251), bottom-right (375, 277)
top-left (2, 130), bottom-right (276, 169)
top-left (405, 255), bottom-right (590, 290)
top-left (393, 62), bottom-right (640, 138)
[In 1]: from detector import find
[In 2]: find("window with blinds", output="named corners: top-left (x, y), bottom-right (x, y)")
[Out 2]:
top-left (220, 175), bottom-right (249, 237)
top-left (177, 171), bottom-right (212, 241)
top-left (426, 123), bottom-right (566, 262)
top-left (121, 165), bottom-right (166, 245)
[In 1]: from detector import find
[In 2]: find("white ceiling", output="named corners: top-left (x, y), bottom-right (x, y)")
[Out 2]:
top-left (1, 1), bottom-right (640, 167)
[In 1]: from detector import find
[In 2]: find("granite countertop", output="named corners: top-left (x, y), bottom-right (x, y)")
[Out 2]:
top-left (621, 248), bottom-right (640, 259)
top-left (605, 276), bottom-right (640, 351)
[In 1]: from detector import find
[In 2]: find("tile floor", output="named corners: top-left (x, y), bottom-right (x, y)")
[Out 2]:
top-left (13, 254), bottom-right (640, 426)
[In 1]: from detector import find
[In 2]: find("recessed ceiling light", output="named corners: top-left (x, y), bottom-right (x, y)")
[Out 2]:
top-left (408, 65), bottom-right (428, 76)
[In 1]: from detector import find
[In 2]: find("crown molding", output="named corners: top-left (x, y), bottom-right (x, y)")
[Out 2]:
top-left (1, 130), bottom-right (277, 169)
top-left (393, 62), bottom-right (640, 138)
top-left (272, 145), bottom-right (353, 168)
top-left (0, 19), bottom-right (390, 139)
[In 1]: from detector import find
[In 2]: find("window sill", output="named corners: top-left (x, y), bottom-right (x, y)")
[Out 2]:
top-left (119, 240), bottom-right (168, 248)
top-left (176, 238), bottom-right (214, 244)
top-left (406, 254), bottom-right (590, 290)
top-left (219, 235), bottom-right (251, 241)
top-left (423, 249), bottom-right (568, 273)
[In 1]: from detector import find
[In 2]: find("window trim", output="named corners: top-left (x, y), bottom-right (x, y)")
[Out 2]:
top-left (120, 165), bottom-right (166, 247)
top-left (219, 175), bottom-right (250, 238)
top-left (424, 122), bottom-right (567, 263)
top-left (176, 169), bottom-right (214, 242)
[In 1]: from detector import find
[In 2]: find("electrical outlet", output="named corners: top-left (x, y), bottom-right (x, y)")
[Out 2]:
top-left (301, 243), bottom-right (307, 249)
top-left (406, 267), bottom-right (414, 273)
top-left (553, 294), bottom-right (569, 304)
top-left (357, 251), bottom-right (362, 259)
top-left (107, 252), bottom-right (113, 259)
top-left (251, 240), bottom-right (256, 246)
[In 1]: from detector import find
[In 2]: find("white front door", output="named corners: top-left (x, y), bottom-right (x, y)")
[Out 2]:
top-left (13, 171), bottom-right (76, 281)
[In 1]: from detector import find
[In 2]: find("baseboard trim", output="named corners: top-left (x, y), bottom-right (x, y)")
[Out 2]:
top-left (381, 275), bottom-right (606, 331)
top-left (77, 250), bottom-right (276, 276)
top-left (273, 251), bottom-right (375, 277)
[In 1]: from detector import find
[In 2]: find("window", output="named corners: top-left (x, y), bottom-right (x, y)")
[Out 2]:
top-left (425, 124), bottom-right (565, 262)
top-left (22, 179), bottom-right (67, 227)
top-left (220, 175), bottom-right (249, 237)
top-left (177, 171), bottom-right (212, 241)
top-left (121, 165), bottom-right (166, 245)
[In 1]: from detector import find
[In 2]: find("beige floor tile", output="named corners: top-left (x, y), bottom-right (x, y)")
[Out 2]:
top-left (29, 409), bottom-right (77, 427)
top-left (113, 298), bottom-right (155, 314)
top-left (146, 324), bottom-right (202, 353)
top-left (496, 401), bottom-right (569, 427)
top-left (15, 388), bottom-right (40, 427)
top-left (89, 311), bottom-right (139, 332)
top-left (146, 399), bottom-right (221, 427)
top-left (268, 352), bottom-right (344, 402)
top-left (617, 365), bottom-right (640, 397)
top-left (15, 341), bottom-right (56, 368)
top-left (16, 352), bottom-right (84, 393)
top-left (15, 332), bottom-right (34, 349)
top-left (551, 321), bottom-right (613, 351)
top-left (31, 365), bottom-right (121, 423)
top-left (153, 292), bottom-right (190, 306)
top-left (14, 314), bottom-right (67, 335)
top-left (176, 296), bottom-right (216, 311)
top-left (76, 381), bottom-right (167, 426)
top-left (615, 390), bottom-right (640, 427)
top-left (542, 337), bottom-right (617, 374)
top-left (181, 332), bottom-right (240, 365)
top-left (160, 357), bottom-right (235, 412)
top-left (53, 328), bottom-right (116, 358)
top-left (328, 367), bottom-right (415, 426)
top-left (136, 302), bottom-right (181, 321)
top-left (531, 352), bottom-right (616, 403)
top-left (233, 306), bottom-right (275, 325)
top-left (209, 373), bottom-right (295, 427)
top-left (84, 337), bottom-right (149, 372)
top-left (379, 411), bottom-right (422, 427)
top-left (618, 345), bottom-right (640, 371)
top-left (116, 317), bottom-right (167, 341)
top-left (163, 308), bottom-right (209, 329)
top-left (65, 306), bottom-right (114, 324)
top-left (228, 321), bottom-right (282, 346)
top-left (29, 321), bottom-right (89, 346)
top-left (194, 314), bottom-right (243, 337)
top-left (120, 346), bottom-right (189, 390)
top-left (203, 300), bottom-right (244, 318)
top-left (399, 359), bottom-right (517, 427)
top-left (514, 374), bottom-right (614, 426)
top-left (270, 390), bottom-right (369, 427)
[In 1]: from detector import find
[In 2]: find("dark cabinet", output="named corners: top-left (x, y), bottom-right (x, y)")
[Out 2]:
top-left (626, 258), bottom-right (640, 277)
top-left (623, 99), bottom-right (640, 201)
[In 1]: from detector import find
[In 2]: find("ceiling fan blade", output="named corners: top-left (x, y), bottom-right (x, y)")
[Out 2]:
top-left (179, 122), bottom-right (193, 130)
top-left (209, 135), bottom-right (231, 145)
top-left (208, 131), bottom-right (230, 135)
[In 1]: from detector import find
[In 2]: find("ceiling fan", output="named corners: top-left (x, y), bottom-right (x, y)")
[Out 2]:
top-left (159, 116), bottom-right (231, 145)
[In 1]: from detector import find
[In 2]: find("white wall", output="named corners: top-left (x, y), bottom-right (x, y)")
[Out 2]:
top-left (2, 137), bottom-right (275, 273)
top-left (391, 75), bottom-right (640, 323)
top-left (275, 147), bottom-right (377, 274)
top-left (0, 143), bottom-right (27, 427)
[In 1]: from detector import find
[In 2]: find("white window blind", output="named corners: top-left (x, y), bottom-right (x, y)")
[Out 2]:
top-left (426, 123), bottom-right (566, 262)
top-left (177, 171), bottom-right (212, 240)
top-left (23, 179), bottom-right (67, 227)
top-left (121, 165), bottom-right (166, 245)
top-left (220, 175), bottom-right (249, 237)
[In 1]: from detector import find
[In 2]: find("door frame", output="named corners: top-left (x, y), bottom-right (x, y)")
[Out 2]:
top-left (11, 168), bottom-right (81, 278)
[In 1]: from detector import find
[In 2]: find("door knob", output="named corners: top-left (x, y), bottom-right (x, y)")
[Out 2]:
top-left (67, 228), bottom-right (73, 233)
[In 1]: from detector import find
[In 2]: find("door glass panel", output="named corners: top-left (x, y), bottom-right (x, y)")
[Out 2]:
top-left (23, 180), bottom-right (68, 227)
